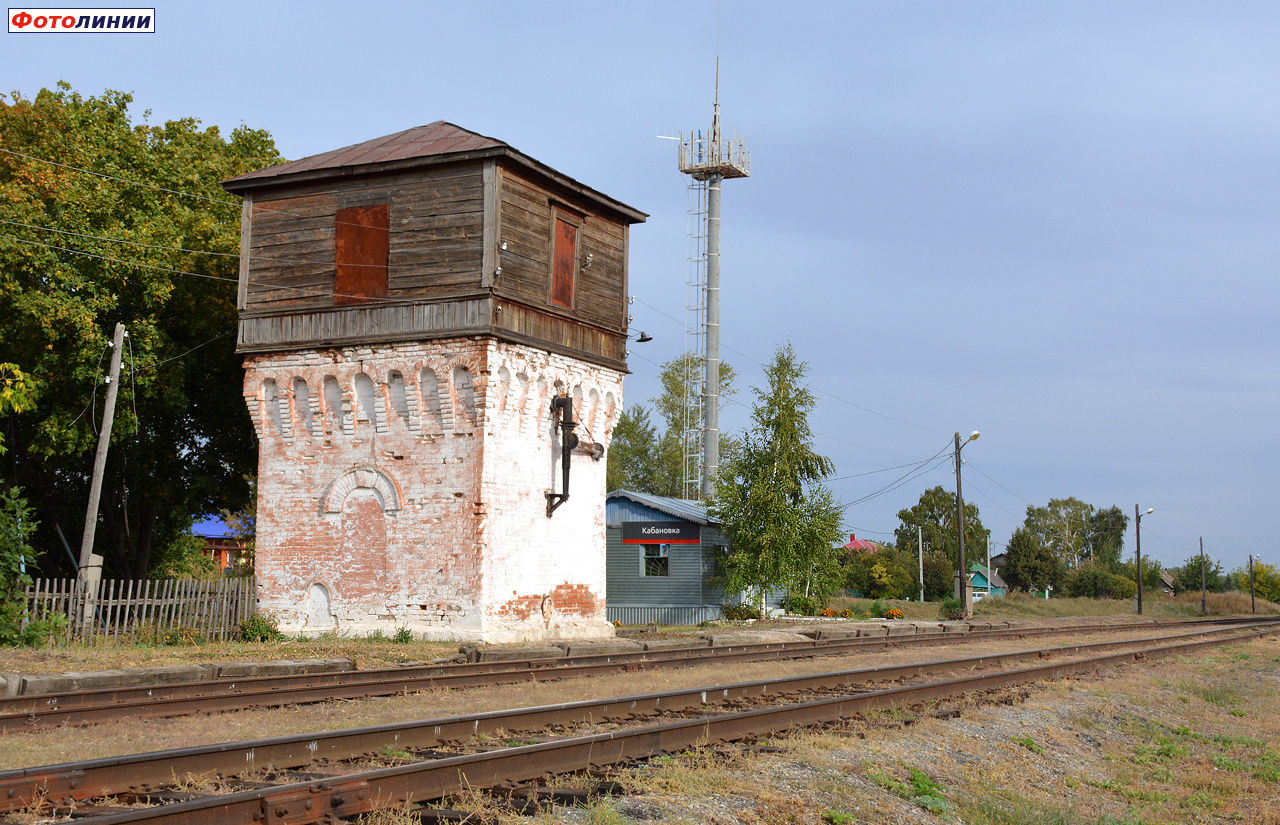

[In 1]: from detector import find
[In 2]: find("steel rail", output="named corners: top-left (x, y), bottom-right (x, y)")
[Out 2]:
top-left (54, 624), bottom-right (1278, 825)
top-left (1, 617), bottom-right (1267, 732)
top-left (2, 622), bottom-right (1272, 815)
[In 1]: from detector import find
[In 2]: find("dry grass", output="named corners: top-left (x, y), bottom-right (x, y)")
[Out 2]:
top-left (566, 635), bottom-right (1280, 824)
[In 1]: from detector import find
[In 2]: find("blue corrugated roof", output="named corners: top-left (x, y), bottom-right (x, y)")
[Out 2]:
top-left (606, 490), bottom-right (715, 526)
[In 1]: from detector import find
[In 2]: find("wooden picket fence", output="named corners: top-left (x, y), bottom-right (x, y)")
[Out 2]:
top-left (22, 577), bottom-right (257, 644)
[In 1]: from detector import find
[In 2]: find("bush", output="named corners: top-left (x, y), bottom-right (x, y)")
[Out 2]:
top-left (869, 598), bottom-right (887, 618)
top-left (721, 602), bottom-right (758, 621)
top-left (783, 594), bottom-right (824, 616)
top-left (939, 596), bottom-right (965, 621)
top-left (1063, 563), bottom-right (1136, 600)
top-left (885, 607), bottom-right (904, 620)
top-left (234, 612), bottom-right (285, 642)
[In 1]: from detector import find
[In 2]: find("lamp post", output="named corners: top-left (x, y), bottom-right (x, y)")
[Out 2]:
top-left (955, 430), bottom-right (980, 619)
top-left (1134, 505), bottom-right (1153, 614)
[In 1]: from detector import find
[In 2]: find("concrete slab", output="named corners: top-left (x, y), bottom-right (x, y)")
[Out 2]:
top-left (19, 664), bottom-right (211, 696)
top-left (803, 628), bottom-right (861, 641)
top-left (0, 673), bottom-right (19, 698)
top-left (210, 658), bottom-right (356, 678)
top-left (883, 624), bottom-right (915, 636)
top-left (941, 622), bottom-right (970, 634)
top-left (459, 645), bottom-right (567, 663)
top-left (641, 638), bottom-right (707, 651)
top-left (856, 625), bottom-right (889, 637)
top-left (911, 623), bottom-right (945, 635)
top-left (701, 630), bottom-right (814, 647)
top-left (554, 640), bottom-right (645, 657)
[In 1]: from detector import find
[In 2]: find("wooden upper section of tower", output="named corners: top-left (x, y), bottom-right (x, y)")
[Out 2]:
top-left (222, 122), bottom-right (647, 372)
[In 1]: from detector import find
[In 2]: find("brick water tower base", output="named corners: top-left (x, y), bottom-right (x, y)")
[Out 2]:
top-left (244, 337), bottom-right (621, 643)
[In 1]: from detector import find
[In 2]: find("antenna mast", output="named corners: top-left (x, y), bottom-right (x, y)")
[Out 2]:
top-left (678, 57), bottom-right (749, 500)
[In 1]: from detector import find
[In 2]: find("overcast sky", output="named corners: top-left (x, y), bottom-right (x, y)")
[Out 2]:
top-left (6, 1), bottom-right (1277, 572)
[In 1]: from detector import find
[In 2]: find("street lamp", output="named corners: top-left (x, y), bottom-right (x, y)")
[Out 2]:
top-left (955, 430), bottom-right (980, 620)
top-left (1134, 505), bottom-right (1153, 614)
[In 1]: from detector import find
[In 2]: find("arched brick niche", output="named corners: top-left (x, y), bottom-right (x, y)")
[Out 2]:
top-left (322, 467), bottom-right (402, 514)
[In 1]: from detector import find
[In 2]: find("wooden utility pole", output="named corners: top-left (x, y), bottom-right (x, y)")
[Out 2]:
top-left (1199, 537), bottom-right (1206, 615)
top-left (78, 322), bottom-right (126, 586)
top-left (1250, 553), bottom-right (1257, 613)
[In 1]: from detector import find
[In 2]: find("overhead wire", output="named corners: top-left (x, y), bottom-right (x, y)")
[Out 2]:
top-left (632, 296), bottom-right (948, 437)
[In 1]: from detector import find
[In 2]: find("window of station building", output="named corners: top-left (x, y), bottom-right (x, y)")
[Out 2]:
top-left (334, 204), bottom-right (389, 306)
top-left (640, 543), bottom-right (670, 577)
top-left (549, 209), bottom-right (581, 309)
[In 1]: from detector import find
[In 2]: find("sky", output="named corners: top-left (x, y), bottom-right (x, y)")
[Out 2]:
top-left (5, 1), bottom-right (1277, 573)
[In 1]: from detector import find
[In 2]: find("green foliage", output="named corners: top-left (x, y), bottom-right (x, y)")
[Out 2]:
top-left (393, 626), bottom-right (413, 644)
top-left (840, 545), bottom-right (917, 600)
top-left (605, 404), bottom-right (660, 493)
top-left (922, 549), bottom-right (953, 600)
top-left (1021, 499), bottom-right (1128, 570)
top-left (234, 611), bottom-right (285, 643)
top-left (711, 345), bottom-right (844, 616)
top-left (720, 602), bottom-right (758, 620)
top-left (0, 84), bottom-right (281, 578)
top-left (1230, 560), bottom-right (1280, 602)
top-left (1170, 554), bottom-right (1225, 594)
top-left (939, 595), bottom-right (964, 621)
top-left (0, 363), bottom-right (37, 455)
top-left (1062, 562), bottom-right (1137, 600)
top-left (781, 593), bottom-right (823, 616)
top-left (865, 764), bottom-right (949, 813)
top-left (0, 486), bottom-right (46, 646)
top-left (1011, 735), bottom-right (1045, 754)
top-left (149, 529), bottom-right (220, 579)
top-left (1002, 526), bottom-right (1063, 593)
top-left (893, 486), bottom-right (989, 570)
top-left (605, 354), bottom-right (738, 498)
top-left (1116, 558), bottom-right (1163, 595)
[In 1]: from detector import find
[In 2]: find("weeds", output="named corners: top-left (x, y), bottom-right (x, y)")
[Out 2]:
top-left (1011, 735), bottom-right (1044, 754)
top-left (864, 763), bottom-right (949, 813)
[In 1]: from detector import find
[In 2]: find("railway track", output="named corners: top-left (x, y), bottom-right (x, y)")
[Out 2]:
top-left (1, 616), bottom-right (1267, 732)
top-left (2, 621), bottom-right (1275, 824)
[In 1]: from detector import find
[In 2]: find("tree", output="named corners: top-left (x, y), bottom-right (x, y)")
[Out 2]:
top-left (605, 404), bottom-right (659, 492)
top-left (0, 486), bottom-right (40, 644)
top-left (893, 486), bottom-right (989, 571)
top-left (1230, 561), bottom-right (1280, 603)
top-left (0, 84), bottom-right (281, 578)
top-left (1001, 527), bottom-right (1062, 593)
top-left (1170, 554), bottom-right (1225, 595)
top-left (1087, 506), bottom-right (1129, 569)
top-left (710, 344), bottom-right (844, 616)
top-left (606, 353), bottom-right (737, 499)
top-left (1117, 558), bottom-right (1163, 596)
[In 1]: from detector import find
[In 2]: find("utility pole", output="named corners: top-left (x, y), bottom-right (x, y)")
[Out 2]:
top-left (1134, 505), bottom-right (1152, 615)
top-left (78, 322), bottom-right (125, 624)
top-left (1199, 537), bottom-right (1206, 615)
top-left (954, 431), bottom-right (979, 619)
top-left (79, 322), bottom-right (125, 574)
top-left (917, 525), bottom-right (924, 603)
top-left (1250, 553), bottom-right (1257, 613)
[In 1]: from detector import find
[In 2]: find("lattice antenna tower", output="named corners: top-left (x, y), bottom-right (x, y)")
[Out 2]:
top-left (677, 58), bottom-right (749, 500)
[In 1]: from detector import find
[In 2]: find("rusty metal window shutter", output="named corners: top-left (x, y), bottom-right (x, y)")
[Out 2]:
top-left (334, 204), bottom-right (389, 306)
top-left (551, 216), bottom-right (577, 308)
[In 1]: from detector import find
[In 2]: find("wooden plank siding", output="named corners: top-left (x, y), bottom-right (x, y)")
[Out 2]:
top-left (234, 153), bottom-right (631, 369)
top-left (244, 164), bottom-right (486, 313)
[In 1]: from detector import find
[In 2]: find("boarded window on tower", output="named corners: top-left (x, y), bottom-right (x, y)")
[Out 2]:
top-left (550, 211), bottom-right (579, 308)
top-left (334, 204), bottom-right (389, 305)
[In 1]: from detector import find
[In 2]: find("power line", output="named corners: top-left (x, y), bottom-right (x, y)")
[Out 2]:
top-left (0, 233), bottom-right (405, 304)
top-left (632, 295), bottom-right (948, 436)
top-left (0, 217), bottom-right (420, 271)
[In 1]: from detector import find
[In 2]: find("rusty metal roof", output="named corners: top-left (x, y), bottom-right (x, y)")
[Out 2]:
top-left (222, 121), bottom-right (646, 222)
top-left (224, 121), bottom-right (506, 186)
